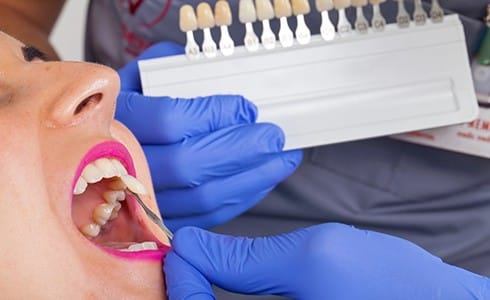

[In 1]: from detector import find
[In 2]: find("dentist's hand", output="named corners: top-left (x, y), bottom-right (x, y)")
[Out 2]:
top-left (116, 42), bottom-right (303, 230)
top-left (164, 224), bottom-right (490, 300)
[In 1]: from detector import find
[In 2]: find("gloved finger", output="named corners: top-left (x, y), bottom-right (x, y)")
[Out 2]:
top-left (118, 41), bottom-right (184, 92)
top-left (163, 185), bottom-right (274, 230)
top-left (157, 149), bottom-right (303, 218)
top-left (171, 227), bottom-right (304, 296)
top-left (116, 92), bottom-right (257, 144)
top-left (146, 123), bottom-right (286, 190)
top-left (164, 251), bottom-right (216, 300)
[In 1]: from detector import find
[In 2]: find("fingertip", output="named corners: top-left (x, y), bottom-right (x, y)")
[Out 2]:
top-left (172, 226), bottom-right (207, 253)
top-left (237, 95), bottom-right (258, 123)
top-left (215, 94), bottom-right (258, 124)
top-left (252, 123), bottom-right (285, 152)
top-left (283, 149), bottom-right (304, 168)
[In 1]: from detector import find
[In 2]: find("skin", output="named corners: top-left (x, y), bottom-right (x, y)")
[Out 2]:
top-left (0, 0), bottom-right (64, 59)
top-left (0, 31), bottom-right (169, 299)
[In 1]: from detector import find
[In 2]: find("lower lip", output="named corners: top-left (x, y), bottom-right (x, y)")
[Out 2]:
top-left (103, 244), bottom-right (172, 261)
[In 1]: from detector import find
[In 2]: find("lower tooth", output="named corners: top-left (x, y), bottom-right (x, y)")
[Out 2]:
top-left (121, 241), bottom-right (158, 252)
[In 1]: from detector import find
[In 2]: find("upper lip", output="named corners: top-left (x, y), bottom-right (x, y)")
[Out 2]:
top-left (71, 140), bottom-right (170, 259)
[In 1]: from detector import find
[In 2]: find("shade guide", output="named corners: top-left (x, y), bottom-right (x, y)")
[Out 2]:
top-left (215, 0), bottom-right (233, 26)
top-left (197, 2), bottom-right (216, 29)
top-left (292, 0), bottom-right (311, 15)
top-left (179, 5), bottom-right (198, 32)
top-left (239, 0), bottom-right (257, 23)
top-left (256, 0), bottom-right (275, 20)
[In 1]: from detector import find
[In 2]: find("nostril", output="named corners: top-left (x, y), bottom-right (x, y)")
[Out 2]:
top-left (74, 93), bottom-right (102, 115)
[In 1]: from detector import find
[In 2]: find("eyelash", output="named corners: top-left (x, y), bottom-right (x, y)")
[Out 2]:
top-left (22, 46), bottom-right (46, 62)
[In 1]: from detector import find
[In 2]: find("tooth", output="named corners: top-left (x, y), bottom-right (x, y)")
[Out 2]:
top-left (103, 190), bottom-right (126, 204)
top-left (120, 175), bottom-right (148, 195)
top-left (111, 159), bottom-right (128, 176)
top-left (80, 223), bottom-right (101, 238)
top-left (109, 201), bottom-right (122, 220)
top-left (81, 163), bottom-right (104, 184)
top-left (108, 178), bottom-right (127, 190)
top-left (94, 158), bottom-right (118, 179)
top-left (93, 203), bottom-right (114, 226)
top-left (73, 177), bottom-right (88, 195)
top-left (127, 241), bottom-right (158, 251)
top-left (141, 241), bottom-right (158, 250)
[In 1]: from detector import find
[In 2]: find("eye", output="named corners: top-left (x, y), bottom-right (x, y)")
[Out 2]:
top-left (22, 46), bottom-right (47, 62)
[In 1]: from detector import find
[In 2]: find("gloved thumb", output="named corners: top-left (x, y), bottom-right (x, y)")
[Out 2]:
top-left (164, 251), bottom-right (216, 300)
top-left (170, 227), bottom-right (304, 296)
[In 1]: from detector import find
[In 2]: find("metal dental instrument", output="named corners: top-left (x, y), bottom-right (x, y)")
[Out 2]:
top-left (128, 190), bottom-right (174, 240)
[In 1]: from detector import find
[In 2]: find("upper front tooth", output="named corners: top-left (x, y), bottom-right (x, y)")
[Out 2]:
top-left (120, 175), bottom-right (148, 195)
top-left (111, 159), bottom-right (128, 176)
top-left (73, 177), bottom-right (88, 195)
top-left (94, 158), bottom-right (119, 178)
top-left (81, 164), bottom-right (104, 184)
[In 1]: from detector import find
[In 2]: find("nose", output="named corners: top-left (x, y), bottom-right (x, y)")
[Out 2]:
top-left (38, 61), bottom-right (120, 129)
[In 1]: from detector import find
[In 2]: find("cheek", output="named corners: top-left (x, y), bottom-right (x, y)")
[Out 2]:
top-left (110, 121), bottom-right (170, 245)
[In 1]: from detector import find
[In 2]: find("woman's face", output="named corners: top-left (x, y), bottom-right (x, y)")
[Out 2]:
top-left (0, 32), bottom-right (170, 299)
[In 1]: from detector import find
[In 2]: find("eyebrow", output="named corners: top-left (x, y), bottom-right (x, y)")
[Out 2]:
top-left (21, 45), bottom-right (47, 62)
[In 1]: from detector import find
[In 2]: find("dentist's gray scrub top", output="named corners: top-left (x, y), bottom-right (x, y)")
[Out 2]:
top-left (86, 1), bottom-right (490, 297)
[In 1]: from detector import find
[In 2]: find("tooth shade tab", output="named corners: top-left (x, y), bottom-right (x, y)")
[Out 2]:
top-left (215, 0), bottom-right (232, 26)
top-left (274, 0), bottom-right (293, 18)
top-left (255, 0), bottom-right (275, 20)
top-left (239, 0), bottom-right (257, 23)
top-left (369, 0), bottom-right (385, 4)
top-left (333, 0), bottom-right (351, 9)
top-left (197, 2), bottom-right (215, 29)
top-left (179, 5), bottom-right (198, 32)
top-left (315, 0), bottom-right (334, 11)
top-left (351, 0), bottom-right (367, 6)
top-left (292, 0), bottom-right (310, 15)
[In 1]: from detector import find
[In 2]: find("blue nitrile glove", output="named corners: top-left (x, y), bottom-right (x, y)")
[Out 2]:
top-left (116, 42), bottom-right (303, 230)
top-left (164, 224), bottom-right (490, 300)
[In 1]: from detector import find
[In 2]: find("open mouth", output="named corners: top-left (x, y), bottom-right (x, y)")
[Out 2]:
top-left (71, 141), bottom-right (169, 259)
